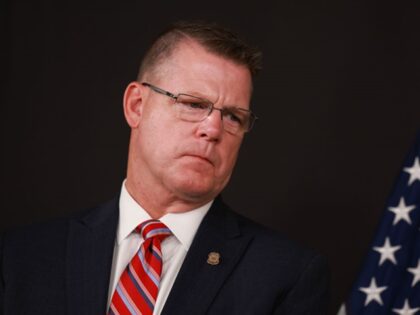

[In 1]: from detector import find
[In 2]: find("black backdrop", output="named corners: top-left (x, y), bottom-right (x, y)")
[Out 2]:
top-left (2, 0), bottom-right (420, 313)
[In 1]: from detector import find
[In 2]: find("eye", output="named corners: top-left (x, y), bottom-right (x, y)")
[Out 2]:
top-left (224, 110), bottom-right (243, 125)
top-left (177, 94), bottom-right (210, 111)
top-left (183, 101), bottom-right (208, 110)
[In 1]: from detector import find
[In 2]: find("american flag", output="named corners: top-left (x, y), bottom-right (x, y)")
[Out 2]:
top-left (339, 131), bottom-right (420, 315)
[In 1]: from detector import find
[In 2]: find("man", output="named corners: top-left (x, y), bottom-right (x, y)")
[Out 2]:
top-left (0, 21), bottom-right (329, 314)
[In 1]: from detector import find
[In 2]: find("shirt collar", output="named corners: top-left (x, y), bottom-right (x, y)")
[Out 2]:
top-left (118, 180), bottom-right (212, 251)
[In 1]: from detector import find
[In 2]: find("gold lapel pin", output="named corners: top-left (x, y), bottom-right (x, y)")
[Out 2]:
top-left (207, 252), bottom-right (221, 265)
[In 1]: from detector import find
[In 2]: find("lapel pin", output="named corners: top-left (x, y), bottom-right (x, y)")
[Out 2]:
top-left (207, 252), bottom-right (221, 265)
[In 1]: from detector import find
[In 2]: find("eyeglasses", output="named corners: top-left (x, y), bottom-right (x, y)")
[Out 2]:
top-left (141, 82), bottom-right (257, 135)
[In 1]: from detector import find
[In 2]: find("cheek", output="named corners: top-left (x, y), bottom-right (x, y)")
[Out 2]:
top-left (140, 108), bottom-right (181, 156)
top-left (143, 130), bottom-right (179, 164)
top-left (217, 141), bottom-right (242, 178)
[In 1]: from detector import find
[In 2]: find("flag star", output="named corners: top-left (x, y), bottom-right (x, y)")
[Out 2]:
top-left (404, 157), bottom-right (420, 185)
top-left (359, 278), bottom-right (387, 306)
top-left (373, 237), bottom-right (401, 265)
top-left (392, 299), bottom-right (420, 315)
top-left (388, 197), bottom-right (416, 225)
top-left (407, 259), bottom-right (420, 287)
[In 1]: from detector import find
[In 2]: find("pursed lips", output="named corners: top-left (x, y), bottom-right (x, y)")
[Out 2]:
top-left (183, 154), bottom-right (215, 166)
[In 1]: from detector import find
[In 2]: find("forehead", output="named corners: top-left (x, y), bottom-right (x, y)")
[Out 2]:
top-left (151, 40), bottom-right (253, 107)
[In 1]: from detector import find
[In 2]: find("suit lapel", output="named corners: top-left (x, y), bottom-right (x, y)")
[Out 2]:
top-left (161, 197), bottom-right (253, 315)
top-left (66, 197), bottom-right (119, 315)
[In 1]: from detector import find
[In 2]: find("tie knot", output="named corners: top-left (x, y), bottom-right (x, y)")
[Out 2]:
top-left (136, 219), bottom-right (172, 241)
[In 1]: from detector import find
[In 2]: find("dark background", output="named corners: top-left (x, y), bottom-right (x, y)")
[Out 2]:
top-left (2, 0), bottom-right (419, 313)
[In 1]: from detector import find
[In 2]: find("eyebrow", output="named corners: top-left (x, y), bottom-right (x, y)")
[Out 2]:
top-left (181, 90), bottom-right (213, 101)
top-left (181, 91), bottom-right (248, 110)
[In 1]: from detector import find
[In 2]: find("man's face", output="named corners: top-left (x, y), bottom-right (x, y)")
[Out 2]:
top-left (127, 40), bottom-right (253, 205)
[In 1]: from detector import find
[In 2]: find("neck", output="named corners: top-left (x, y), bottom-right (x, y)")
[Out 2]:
top-left (124, 175), bottom-right (212, 219)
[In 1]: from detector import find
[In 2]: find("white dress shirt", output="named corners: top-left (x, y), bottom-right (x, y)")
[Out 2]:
top-left (107, 181), bottom-right (212, 314)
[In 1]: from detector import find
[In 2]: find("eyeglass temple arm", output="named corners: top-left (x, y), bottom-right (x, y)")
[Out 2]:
top-left (141, 82), bottom-right (177, 100)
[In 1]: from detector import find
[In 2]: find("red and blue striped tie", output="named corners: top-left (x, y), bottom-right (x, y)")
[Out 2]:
top-left (108, 220), bottom-right (172, 315)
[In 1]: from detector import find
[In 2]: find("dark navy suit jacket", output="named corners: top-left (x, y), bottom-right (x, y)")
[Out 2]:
top-left (0, 196), bottom-right (330, 314)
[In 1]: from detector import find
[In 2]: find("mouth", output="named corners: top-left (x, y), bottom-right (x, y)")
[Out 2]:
top-left (184, 154), bottom-right (214, 166)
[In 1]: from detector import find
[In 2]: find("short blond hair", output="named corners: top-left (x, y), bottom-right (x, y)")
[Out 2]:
top-left (137, 20), bottom-right (262, 81)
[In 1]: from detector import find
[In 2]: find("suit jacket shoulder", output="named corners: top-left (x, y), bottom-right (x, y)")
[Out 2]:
top-left (0, 197), bottom-right (119, 315)
top-left (162, 197), bottom-right (330, 315)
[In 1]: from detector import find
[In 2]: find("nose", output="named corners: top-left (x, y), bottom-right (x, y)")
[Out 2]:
top-left (197, 108), bottom-right (224, 141)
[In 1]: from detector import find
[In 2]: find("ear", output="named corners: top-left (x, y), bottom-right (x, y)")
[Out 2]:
top-left (123, 81), bottom-right (144, 128)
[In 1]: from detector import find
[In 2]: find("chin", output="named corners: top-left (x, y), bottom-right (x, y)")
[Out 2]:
top-left (172, 176), bottom-right (219, 202)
